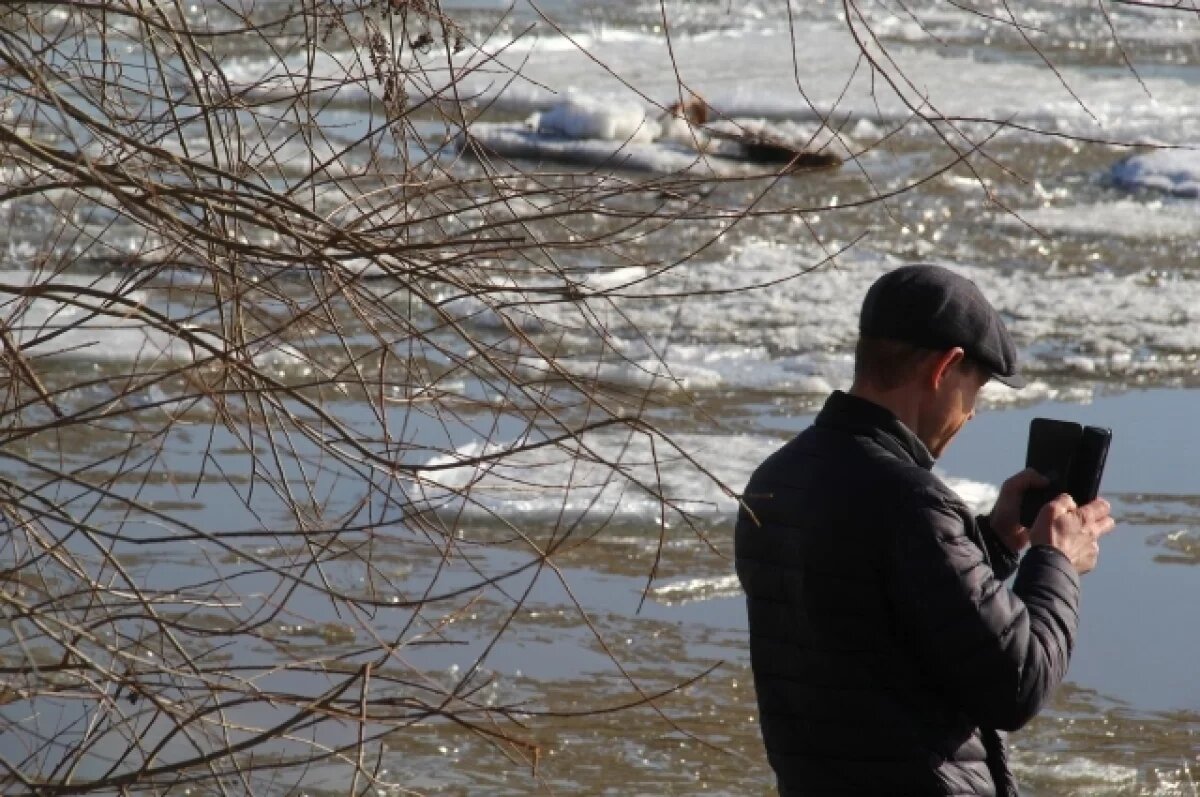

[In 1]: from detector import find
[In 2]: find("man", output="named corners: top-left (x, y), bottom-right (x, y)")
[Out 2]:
top-left (734, 264), bottom-right (1115, 796)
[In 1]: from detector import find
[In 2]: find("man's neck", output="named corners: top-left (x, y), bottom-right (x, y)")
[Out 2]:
top-left (848, 383), bottom-right (921, 440)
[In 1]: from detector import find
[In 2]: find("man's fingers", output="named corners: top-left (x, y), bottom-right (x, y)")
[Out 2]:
top-left (1006, 467), bottom-right (1050, 491)
top-left (1078, 497), bottom-right (1112, 525)
top-left (1046, 493), bottom-right (1077, 515)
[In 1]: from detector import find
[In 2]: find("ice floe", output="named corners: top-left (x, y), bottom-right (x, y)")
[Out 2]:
top-left (1110, 149), bottom-right (1200, 198)
top-left (0, 269), bottom-right (308, 370)
top-left (411, 425), bottom-right (998, 522)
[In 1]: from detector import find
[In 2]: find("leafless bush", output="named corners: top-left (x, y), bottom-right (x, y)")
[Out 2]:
top-left (0, 0), bottom-right (785, 792)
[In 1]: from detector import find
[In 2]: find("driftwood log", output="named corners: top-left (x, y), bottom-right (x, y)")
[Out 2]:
top-left (665, 95), bottom-right (843, 171)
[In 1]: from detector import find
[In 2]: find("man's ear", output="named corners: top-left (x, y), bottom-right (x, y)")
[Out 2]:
top-left (928, 347), bottom-right (966, 390)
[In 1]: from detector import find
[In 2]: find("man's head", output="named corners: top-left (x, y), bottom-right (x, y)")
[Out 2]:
top-left (851, 264), bottom-right (1023, 457)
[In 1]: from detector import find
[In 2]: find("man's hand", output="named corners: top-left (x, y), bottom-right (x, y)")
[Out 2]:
top-left (988, 467), bottom-right (1051, 554)
top-left (1030, 494), bottom-right (1116, 574)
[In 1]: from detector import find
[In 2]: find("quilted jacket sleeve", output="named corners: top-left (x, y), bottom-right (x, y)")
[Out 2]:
top-left (976, 513), bottom-right (1020, 581)
top-left (885, 499), bottom-right (1081, 731)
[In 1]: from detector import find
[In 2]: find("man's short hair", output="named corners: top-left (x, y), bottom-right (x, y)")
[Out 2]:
top-left (853, 336), bottom-right (988, 391)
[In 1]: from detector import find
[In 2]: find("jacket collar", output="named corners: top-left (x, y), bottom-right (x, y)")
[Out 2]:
top-left (814, 390), bottom-right (935, 470)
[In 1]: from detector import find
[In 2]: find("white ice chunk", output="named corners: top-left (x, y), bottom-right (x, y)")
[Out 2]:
top-left (534, 91), bottom-right (661, 143)
top-left (1110, 149), bottom-right (1200, 198)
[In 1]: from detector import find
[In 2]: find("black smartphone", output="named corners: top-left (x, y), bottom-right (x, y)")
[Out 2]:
top-left (1019, 418), bottom-right (1083, 527)
top-left (1019, 419), bottom-right (1113, 526)
top-left (1066, 425), bottom-right (1112, 506)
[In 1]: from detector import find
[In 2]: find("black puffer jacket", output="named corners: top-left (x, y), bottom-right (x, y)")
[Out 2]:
top-left (735, 391), bottom-right (1081, 796)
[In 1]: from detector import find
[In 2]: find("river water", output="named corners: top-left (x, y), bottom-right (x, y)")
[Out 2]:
top-left (1, 0), bottom-right (1199, 794)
